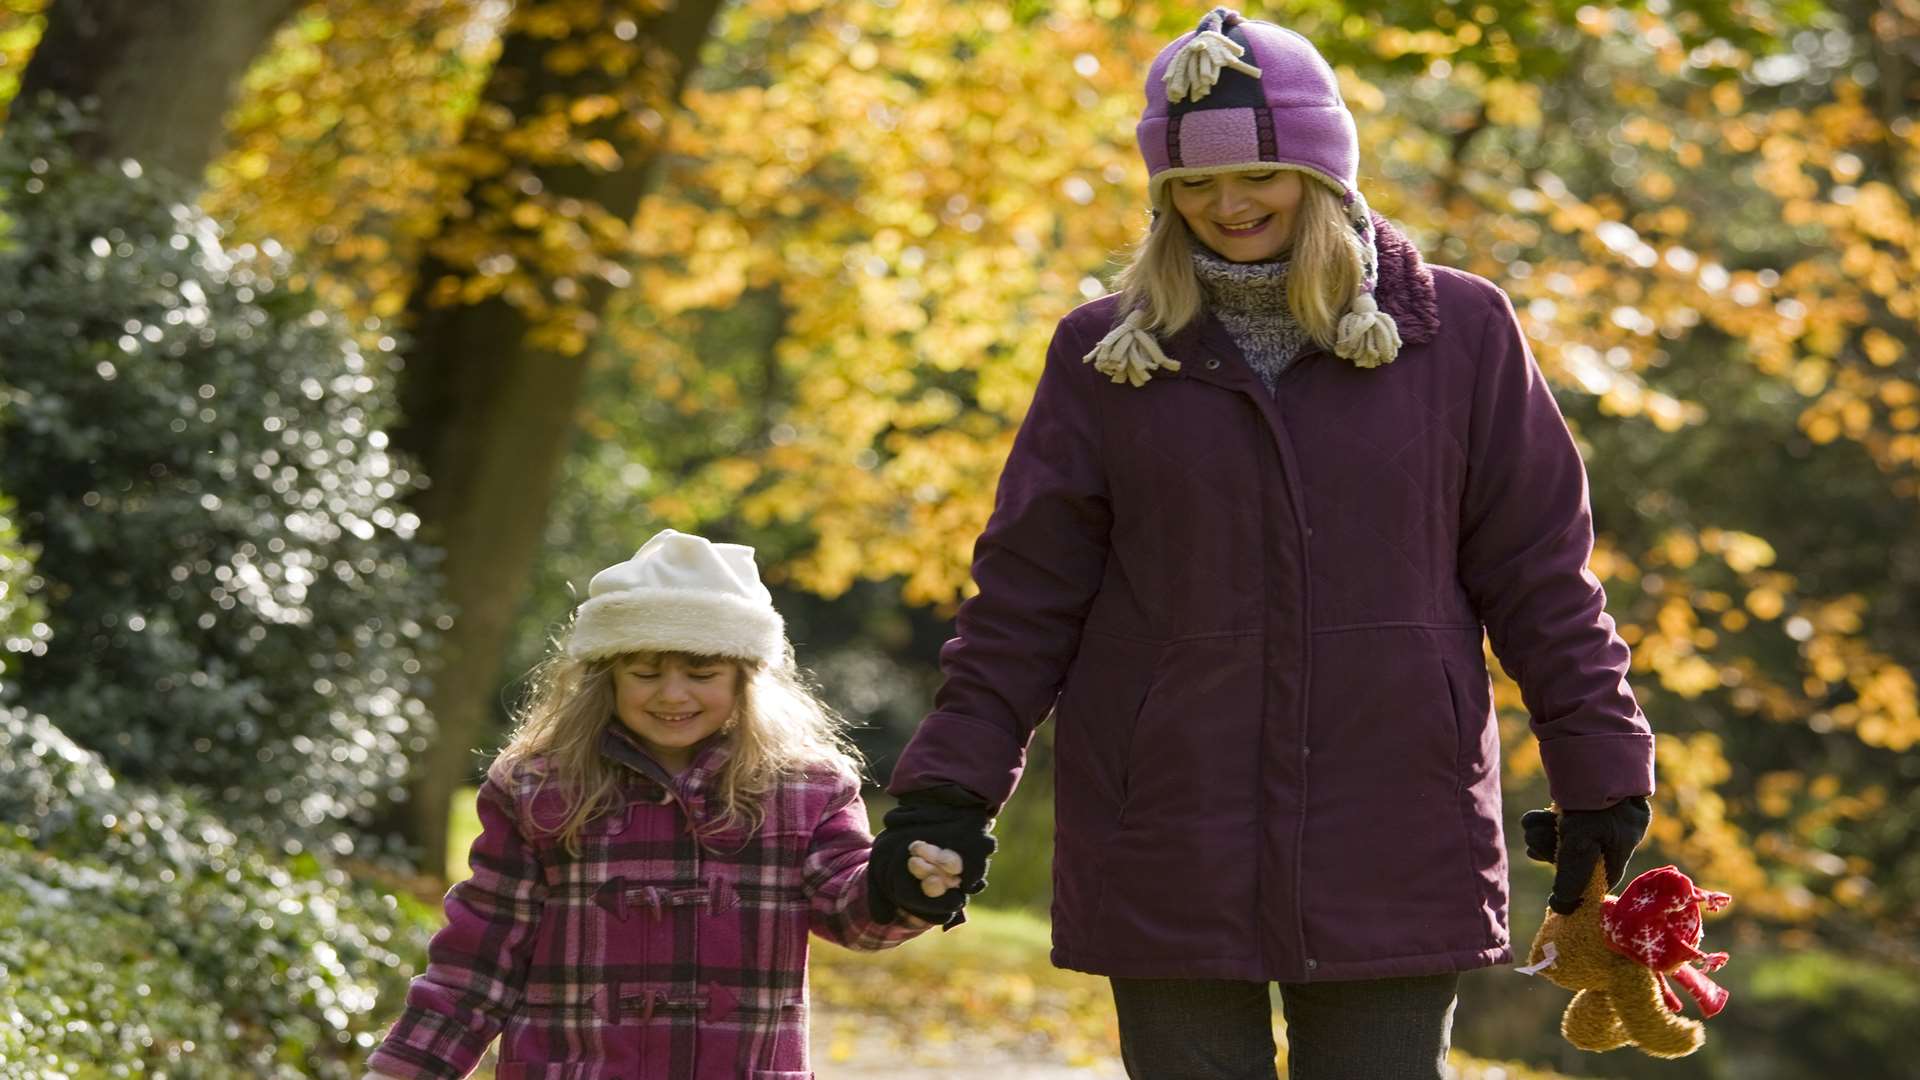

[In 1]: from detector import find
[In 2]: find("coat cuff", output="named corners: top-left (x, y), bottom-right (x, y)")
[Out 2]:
top-left (366, 1007), bottom-right (494, 1080)
top-left (886, 712), bottom-right (1025, 810)
top-left (1538, 732), bottom-right (1656, 811)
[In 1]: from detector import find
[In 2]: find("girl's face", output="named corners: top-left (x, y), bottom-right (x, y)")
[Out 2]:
top-left (1167, 168), bottom-right (1305, 262)
top-left (613, 652), bottom-right (740, 773)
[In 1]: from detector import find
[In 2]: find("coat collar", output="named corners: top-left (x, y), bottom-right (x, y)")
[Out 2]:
top-left (1160, 213), bottom-right (1439, 385)
top-left (599, 723), bottom-right (732, 824)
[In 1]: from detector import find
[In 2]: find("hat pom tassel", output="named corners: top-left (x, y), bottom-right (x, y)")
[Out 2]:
top-left (1163, 15), bottom-right (1262, 103)
top-left (1083, 310), bottom-right (1181, 387)
top-left (1335, 291), bottom-right (1402, 368)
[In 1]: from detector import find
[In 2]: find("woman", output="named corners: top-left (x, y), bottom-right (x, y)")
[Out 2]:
top-left (866, 8), bottom-right (1656, 1078)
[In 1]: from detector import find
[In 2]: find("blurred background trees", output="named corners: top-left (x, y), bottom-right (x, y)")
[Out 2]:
top-left (1, 0), bottom-right (1917, 1075)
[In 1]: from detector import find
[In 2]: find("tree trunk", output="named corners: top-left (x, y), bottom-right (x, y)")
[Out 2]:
top-left (390, 0), bottom-right (724, 875)
top-left (14, 0), bottom-right (302, 181)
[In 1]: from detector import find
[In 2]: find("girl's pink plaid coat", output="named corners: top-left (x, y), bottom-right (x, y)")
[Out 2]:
top-left (368, 726), bottom-right (927, 1079)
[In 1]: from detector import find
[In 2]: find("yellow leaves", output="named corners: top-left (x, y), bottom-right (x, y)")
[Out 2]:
top-left (1372, 26), bottom-right (1458, 60)
top-left (1637, 169), bottom-right (1675, 201)
top-left (230, 150), bottom-right (274, 181)
top-left (1701, 528), bottom-right (1776, 572)
top-left (1851, 182), bottom-right (1913, 244)
top-left (568, 93), bottom-right (622, 125)
top-left (1744, 587), bottom-right (1785, 621)
top-left (578, 138), bottom-right (623, 171)
top-left (1574, 6), bottom-right (1612, 35)
top-left (1482, 78), bottom-right (1540, 130)
top-left (1863, 328), bottom-right (1904, 367)
top-left (1338, 69), bottom-right (1386, 114)
top-left (1657, 531), bottom-right (1699, 569)
top-left (1587, 540), bottom-right (1639, 584)
top-left (1721, 119), bottom-right (1759, 153)
top-left (1710, 80), bottom-right (1744, 116)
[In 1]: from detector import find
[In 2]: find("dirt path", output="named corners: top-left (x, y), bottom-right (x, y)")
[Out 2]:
top-left (819, 1066), bottom-right (1124, 1078)
top-left (810, 1008), bottom-right (1125, 1078)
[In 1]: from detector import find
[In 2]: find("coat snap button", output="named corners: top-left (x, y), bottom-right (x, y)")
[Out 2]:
top-left (1205, 357), bottom-right (1222, 370)
top-left (1306, 958), bottom-right (1319, 972)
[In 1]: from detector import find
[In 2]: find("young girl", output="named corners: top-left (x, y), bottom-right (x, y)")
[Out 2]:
top-left (365, 529), bottom-right (960, 1080)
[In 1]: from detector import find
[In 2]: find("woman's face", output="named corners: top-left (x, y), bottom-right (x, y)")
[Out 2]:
top-left (613, 652), bottom-right (740, 773)
top-left (1167, 169), bottom-right (1305, 262)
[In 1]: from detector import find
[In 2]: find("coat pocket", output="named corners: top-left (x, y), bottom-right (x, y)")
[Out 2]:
top-left (1051, 629), bottom-right (1161, 834)
top-left (1299, 626), bottom-right (1493, 961)
top-left (1080, 633), bottom-right (1265, 954)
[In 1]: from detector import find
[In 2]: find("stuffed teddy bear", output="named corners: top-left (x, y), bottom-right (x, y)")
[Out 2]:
top-left (1521, 857), bottom-right (1733, 1058)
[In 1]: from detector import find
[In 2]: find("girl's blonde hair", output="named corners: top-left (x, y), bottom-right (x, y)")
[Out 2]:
top-left (1112, 173), bottom-right (1363, 347)
top-left (488, 648), bottom-right (862, 855)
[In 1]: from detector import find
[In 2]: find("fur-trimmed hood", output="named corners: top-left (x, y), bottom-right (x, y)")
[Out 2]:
top-left (1361, 212), bottom-right (1441, 347)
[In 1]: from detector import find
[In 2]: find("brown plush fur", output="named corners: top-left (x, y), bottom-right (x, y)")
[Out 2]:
top-left (1527, 864), bottom-right (1706, 1059)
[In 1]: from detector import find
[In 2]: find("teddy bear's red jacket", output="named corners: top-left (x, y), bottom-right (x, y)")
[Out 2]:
top-left (891, 215), bottom-right (1656, 983)
top-left (369, 728), bottom-right (922, 1079)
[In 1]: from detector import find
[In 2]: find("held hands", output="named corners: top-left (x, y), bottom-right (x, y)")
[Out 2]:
top-left (907, 840), bottom-right (966, 897)
top-left (867, 785), bottom-right (997, 927)
top-left (1521, 795), bottom-right (1652, 914)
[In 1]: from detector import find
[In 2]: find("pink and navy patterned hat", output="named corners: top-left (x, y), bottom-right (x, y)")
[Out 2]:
top-left (1085, 6), bottom-right (1402, 376)
top-left (1137, 7), bottom-right (1359, 204)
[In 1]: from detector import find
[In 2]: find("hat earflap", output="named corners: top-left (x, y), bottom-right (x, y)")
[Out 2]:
top-left (1163, 7), bottom-right (1263, 104)
top-left (1333, 189), bottom-right (1403, 368)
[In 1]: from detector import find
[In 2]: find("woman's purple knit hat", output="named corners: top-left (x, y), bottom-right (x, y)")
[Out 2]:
top-left (1098, 6), bottom-right (1403, 371)
top-left (1137, 7), bottom-right (1358, 204)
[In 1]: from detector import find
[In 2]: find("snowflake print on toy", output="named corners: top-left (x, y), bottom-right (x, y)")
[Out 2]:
top-left (1519, 812), bottom-right (1733, 1058)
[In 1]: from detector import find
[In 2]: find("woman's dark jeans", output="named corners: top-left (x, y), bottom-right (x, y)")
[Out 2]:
top-left (1109, 972), bottom-right (1460, 1079)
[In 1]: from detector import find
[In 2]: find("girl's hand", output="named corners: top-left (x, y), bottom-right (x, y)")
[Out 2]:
top-left (906, 840), bottom-right (965, 898)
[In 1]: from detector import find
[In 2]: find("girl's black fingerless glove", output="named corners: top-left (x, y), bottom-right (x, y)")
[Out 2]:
top-left (867, 784), bottom-right (997, 927)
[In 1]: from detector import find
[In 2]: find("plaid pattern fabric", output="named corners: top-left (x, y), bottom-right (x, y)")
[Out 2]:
top-left (368, 728), bottom-right (926, 1079)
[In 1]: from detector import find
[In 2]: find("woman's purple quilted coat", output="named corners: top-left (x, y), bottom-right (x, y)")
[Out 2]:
top-left (891, 216), bottom-right (1655, 983)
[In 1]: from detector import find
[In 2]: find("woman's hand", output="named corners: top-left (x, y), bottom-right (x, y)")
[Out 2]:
top-left (1521, 796), bottom-right (1652, 914)
top-left (907, 840), bottom-right (965, 897)
top-left (867, 785), bottom-right (997, 926)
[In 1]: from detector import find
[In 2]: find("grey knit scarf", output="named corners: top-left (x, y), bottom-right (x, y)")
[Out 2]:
top-left (1191, 244), bottom-right (1312, 395)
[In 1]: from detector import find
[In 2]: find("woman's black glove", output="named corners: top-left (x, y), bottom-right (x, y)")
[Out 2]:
top-left (1520, 795), bottom-right (1651, 915)
top-left (867, 784), bottom-right (997, 927)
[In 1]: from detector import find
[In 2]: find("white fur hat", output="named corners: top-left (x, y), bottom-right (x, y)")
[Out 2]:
top-left (567, 529), bottom-right (788, 667)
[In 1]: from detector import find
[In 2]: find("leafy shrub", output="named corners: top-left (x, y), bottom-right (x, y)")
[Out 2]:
top-left (0, 706), bottom-right (436, 1079)
top-left (0, 449), bottom-right (44, 682)
top-left (0, 102), bottom-right (440, 828)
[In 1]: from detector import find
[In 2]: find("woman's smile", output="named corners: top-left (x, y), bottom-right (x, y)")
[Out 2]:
top-left (1216, 215), bottom-right (1273, 237)
top-left (1169, 169), bottom-right (1305, 261)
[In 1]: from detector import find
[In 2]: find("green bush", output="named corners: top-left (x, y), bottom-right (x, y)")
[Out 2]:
top-left (0, 706), bottom-right (436, 1079)
top-left (0, 102), bottom-right (440, 829)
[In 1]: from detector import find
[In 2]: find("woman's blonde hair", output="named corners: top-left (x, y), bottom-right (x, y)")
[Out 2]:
top-left (1112, 173), bottom-right (1363, 347)
top-left (488, 648), bottom-right (862, 856)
